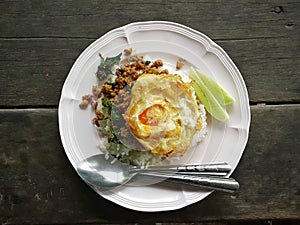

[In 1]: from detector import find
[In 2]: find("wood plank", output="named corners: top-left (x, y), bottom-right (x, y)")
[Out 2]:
top-left (0, 36), bottom-right (299, 107)
top-left (218, 38), bottom-right (300, 104)
top-left (0, 0), bottom-right (298, 40)
top-left (0, 105), bottom-right (299, 224)
top-left (0, 38), bottom-right (93, 107)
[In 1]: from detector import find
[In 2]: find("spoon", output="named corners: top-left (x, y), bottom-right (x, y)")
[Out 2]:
top-left (76, 154), bottom-right (239, 192)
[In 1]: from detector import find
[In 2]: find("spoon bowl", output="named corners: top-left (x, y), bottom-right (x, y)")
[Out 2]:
top-left (76, 154), bottom-right (131, 187)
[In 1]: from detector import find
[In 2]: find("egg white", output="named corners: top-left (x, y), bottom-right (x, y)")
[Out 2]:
top-left (124, 73), bottom-right (206, 157)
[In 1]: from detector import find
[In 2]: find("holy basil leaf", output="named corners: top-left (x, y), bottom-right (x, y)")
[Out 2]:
top-left (96, 53), bottom-right (122, 81)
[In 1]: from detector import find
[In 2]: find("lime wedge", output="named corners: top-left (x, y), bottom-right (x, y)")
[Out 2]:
top-left (191, 67), bottom-right (235, 105)
top-left (189, 67), bottom-right (233, 121)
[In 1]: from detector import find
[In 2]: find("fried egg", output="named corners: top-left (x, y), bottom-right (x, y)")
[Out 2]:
top-left (124, 73), bottom-right (205, 157)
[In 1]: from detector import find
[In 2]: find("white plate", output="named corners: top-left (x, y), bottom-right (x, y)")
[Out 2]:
top-left (58, 21), bottom-right (251, 212)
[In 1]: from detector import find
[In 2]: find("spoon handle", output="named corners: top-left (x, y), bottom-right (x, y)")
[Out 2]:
top-left (140, 172), bottom-right (239, 193)
top-left (132, 162), bottom-right (231, 174)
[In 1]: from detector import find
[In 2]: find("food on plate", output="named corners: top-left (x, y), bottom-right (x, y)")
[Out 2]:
top-left (124, 73), bottom-right (204, 157)
top-left (189, 67), bottom-right (235, 121)
top-left (176, 58), bottom-right (185, 70)
top-left (79, 48), bottom-right (233, 165)
top-left (79, 94), bottom-right (93, 109)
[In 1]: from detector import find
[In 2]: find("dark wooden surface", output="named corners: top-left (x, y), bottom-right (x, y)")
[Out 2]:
top-left (0, 0), bottom-right (299, 224)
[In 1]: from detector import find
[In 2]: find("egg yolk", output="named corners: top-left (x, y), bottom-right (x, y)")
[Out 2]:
top-left (138, 104), bottom-right (168, 126)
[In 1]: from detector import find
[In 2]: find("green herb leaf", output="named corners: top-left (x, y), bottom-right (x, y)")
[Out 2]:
top-left (96, 53), bottom-right (122, 81)
top-left (104, 81), bottom-right (117, 88)
top-left (117, 68), bottom-right (125, 73)
top-left (102, 100), bottom-right (113, 109)
top-left (102, 100), bottom-right (116, 115)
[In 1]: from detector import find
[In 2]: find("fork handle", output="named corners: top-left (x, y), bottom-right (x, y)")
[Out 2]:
top-left (140, 172), bottom-right (239, 193)
top-left (132, 162), bottom-right (231, 174)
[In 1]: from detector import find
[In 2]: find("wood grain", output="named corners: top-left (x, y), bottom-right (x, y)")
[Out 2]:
top-left (0, 0), bottom-right (299, 107)
top-left (0, 105), bottom-right (299, 224)
top-left (0, 0), bottom-right (298, 40)
top-left (0, 36), bottom-right (299, 107)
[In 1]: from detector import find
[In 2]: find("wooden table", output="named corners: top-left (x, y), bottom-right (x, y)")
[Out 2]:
top-left (1, 1), bottom-right (299, 224)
